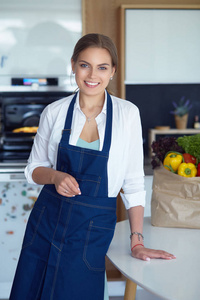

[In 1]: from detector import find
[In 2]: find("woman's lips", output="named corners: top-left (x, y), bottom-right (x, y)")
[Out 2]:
top-left (84, 81), bottom-right (100, 88)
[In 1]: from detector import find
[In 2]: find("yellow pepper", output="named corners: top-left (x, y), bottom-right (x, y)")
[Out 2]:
top-left (163, 152), bottom-right (183, 173)
top-left (178, 163), bottom-right (197, 177)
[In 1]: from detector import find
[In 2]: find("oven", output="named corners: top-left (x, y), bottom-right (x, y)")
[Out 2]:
top-left (0, 90), bottom-right (70, 164)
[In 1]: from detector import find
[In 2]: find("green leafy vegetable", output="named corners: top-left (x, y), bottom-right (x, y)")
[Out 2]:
top-left (177, 134), bottom-right (200, 162)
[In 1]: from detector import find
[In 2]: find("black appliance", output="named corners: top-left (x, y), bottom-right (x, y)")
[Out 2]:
top-left (0, 91), bottom-right (70, 162)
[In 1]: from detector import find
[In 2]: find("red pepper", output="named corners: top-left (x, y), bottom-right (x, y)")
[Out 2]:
top-left (182, 153), bottom-right (196, 164)
top-left (197, 163), bottom-right (200, 177)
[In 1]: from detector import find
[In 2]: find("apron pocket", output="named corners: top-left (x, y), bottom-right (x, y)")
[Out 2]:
top-left (22, 202), bottom-right (46, 249)
top-left (68, 171), bottom-right (101, 197)
top-left (83, 220), bottom-right (115, 272)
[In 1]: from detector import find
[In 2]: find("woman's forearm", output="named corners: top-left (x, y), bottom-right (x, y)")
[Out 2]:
top-left (128, 205), bottom-right (176, 261)
top-left (127, 205), bottom-right (144, 248)
top-left (32, 167), bottom-right (58, 185)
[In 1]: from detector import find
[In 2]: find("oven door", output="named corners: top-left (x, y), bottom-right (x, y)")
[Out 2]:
top-left (4, 103), bottom-right (45, 129)
top-left (1, 102), bottom-right (44, 161)
top-left (0, 91), bottom-right (70, 163)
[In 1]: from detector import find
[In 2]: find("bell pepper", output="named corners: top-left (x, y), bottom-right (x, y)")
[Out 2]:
top-left (178, 163), bottom-right (197, 177)
top-left (182, 153), bottom-right (196, 164)
top-left (163, 151), bottom-right (183, 173)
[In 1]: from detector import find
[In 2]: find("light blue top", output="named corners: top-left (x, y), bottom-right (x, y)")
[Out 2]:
top-left (76, 137), bottom-right (100, 151)
top-left (76, 137), bottom-right (108, 300)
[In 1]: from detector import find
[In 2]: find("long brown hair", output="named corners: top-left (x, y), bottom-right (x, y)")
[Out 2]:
top-left (71, 33), bottom-right (118, 72)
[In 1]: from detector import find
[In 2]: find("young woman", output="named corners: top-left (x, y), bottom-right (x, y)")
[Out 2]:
top-left (10, 33), bottom-right (175, 300)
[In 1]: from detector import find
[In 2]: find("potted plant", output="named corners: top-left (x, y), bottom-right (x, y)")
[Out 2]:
top-left (170, 96), bottom-right (192, 129)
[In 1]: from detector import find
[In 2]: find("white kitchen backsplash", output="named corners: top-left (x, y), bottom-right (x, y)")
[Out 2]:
top-left (0, 0), bottom-right (82, 86)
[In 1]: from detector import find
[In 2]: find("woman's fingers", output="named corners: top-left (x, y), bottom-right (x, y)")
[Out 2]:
top-left (64, 174), bottom-right (81, 196)
top-left (131, 247), bottom-right (176, 261)
top-left (54, 171), bottom-right (81, 197)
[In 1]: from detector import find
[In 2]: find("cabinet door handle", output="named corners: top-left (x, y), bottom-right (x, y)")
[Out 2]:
top-left (10, 173), bottom-right (26, 180)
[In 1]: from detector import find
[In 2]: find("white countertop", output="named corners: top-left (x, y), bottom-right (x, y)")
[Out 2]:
top-left (107, 217), bottom-right (200, 300)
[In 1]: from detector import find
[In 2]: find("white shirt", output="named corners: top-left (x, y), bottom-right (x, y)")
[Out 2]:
top-left (25, 91), bottom-right (146, 209)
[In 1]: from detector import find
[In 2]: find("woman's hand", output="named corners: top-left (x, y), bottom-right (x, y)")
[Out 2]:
top-left (53, 171), bottom-right (81, 197)
top-left (32, 167), bottom-right (81, 197)
top-left (131, 245), bottom-right (176, 261)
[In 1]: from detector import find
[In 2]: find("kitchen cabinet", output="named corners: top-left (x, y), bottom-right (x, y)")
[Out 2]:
top-left (0, 176), bottom-right (42, 299)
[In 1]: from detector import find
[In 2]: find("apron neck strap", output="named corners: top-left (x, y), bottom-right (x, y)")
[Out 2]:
top-left (63, 92), bottom-right (77, 134)
top-left (62, 91), bottom-right (113, 153)
top-left (102, 91), bottom-right (112, 153)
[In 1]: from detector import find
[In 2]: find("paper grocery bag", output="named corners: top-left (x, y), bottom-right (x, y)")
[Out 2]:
top-left (151, 165), bottom-right (200, 228)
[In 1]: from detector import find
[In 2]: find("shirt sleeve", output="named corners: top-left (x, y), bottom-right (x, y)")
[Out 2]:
top-left (24, 105), bottom-right (53, 184)
top-left (120, 105), bottom-right (146, 209)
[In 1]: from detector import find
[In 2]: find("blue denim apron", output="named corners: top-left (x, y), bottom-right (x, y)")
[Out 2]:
top-left (10, 92), bottom-right (117, 300)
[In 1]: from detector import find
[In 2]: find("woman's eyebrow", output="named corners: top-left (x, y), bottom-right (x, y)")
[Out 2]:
top-left (98, 63), bottom-right (110, 67)
top-left (79, 60), bottom-right (90, 64)
top-left (79, 60), bottom-right (110, 66)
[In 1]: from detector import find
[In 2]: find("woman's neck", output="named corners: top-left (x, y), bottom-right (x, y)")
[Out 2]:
top-left (79, 91), bottom-right (105, 110)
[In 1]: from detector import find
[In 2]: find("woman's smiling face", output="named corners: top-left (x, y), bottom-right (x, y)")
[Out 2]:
top-left (71, 47), bottom-right (115, 98)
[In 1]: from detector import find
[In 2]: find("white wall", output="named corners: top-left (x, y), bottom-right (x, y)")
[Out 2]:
top-left (125, 9), bottom-right (200, 84)
top-left (0, 0), bottom-right (82, 87)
